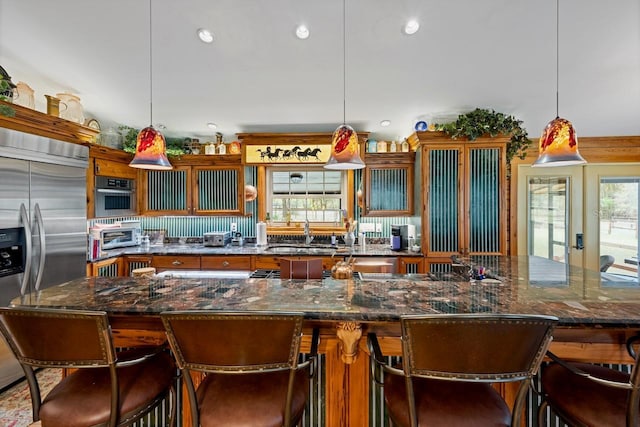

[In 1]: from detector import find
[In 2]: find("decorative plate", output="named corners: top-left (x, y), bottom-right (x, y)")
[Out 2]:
top-left (86, 118), bottom-right (101, 131)
top-left (229, 141), bottom-right (241, 154)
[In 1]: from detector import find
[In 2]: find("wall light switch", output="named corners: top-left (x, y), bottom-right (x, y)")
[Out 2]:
top-left (375, 223), bottom-right (382, 232)
top-left (231, 223), bottom-right (237, 232)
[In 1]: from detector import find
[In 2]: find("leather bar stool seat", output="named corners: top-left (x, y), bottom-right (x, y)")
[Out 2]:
top-left (0, 307), bottom-right (177, 427)
top-left (197, 367), bottom-right (310, 426)
top-left (383, 376), bottom-right (511, 427)
top-left (161, 311), bottom-right (319, 427)
top-left (538, 339), bottom-right (640, 427)
top-left (369, 314), bottom-right (558, 427)
top-left (40, 350), bottom-right (174, 427)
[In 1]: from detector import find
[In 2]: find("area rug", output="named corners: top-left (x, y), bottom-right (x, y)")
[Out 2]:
top-left (0, 369), bottom-right (61, 427)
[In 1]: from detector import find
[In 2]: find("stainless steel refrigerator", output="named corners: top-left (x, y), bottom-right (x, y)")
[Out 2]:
top-left (0, 127), bottom-right (88, 388)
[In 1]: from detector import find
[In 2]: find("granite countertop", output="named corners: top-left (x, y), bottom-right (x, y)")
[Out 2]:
top-left (17, 256), bottom-right (640, 327)
top-left (93, 243), bottom-right (419, 261)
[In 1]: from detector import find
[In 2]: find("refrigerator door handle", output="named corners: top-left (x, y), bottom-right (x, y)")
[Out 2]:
top-left (33, 203), bottom-right (47, 291)
top-left (19, 203), bottom-right (32, 296)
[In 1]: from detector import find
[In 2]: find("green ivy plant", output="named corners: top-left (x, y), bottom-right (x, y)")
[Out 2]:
top-left (0, 76), bottom-right (16, 117)
top-left (435, 108), bottom-right (532, 162)
top-left (119, 125), bottom-right (187, 157)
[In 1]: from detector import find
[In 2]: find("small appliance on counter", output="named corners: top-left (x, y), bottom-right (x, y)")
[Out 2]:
top-left (99, 227), bottom-right (140, 250)
top-left (231, 232), bottom-right (244, 246)
top-left (391, 224), bottom-right (416, 250)
top-left (203, 231), bottom-right (231, 247)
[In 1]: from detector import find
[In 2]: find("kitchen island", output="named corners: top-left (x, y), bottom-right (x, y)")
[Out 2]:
top-left (13, 255), bottom-right (640, 426)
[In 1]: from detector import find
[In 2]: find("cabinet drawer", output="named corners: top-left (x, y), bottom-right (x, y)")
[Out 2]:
top-left (201, 256), bottom-right (251, 270)
top-left (254, 256), bottom-right (282, 270)
top-left (151, 256), bottom-right (201, 270)
top-left (255, 256), bottom-right (336, 271)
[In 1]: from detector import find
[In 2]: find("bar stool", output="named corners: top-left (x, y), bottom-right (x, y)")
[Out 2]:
top-left (0, 307), bottom-right (177, 427)
top-left (538, 334), bottom-right (640, 426)
top-left (161, 311), bottom-right (319, 427)
top-left (369, 313), bottom-right (557, 427)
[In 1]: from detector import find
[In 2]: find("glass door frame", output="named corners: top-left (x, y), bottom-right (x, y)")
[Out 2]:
top-left (516, 164), bottom-right (585, 267)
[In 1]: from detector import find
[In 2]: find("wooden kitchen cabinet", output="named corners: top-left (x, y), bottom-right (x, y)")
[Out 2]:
top-left (361, 151), bottom-right (415, 216)
top-left (151, 255), bottom-right (201, 271)
top-left (201, 256), bottom-right (252, 270)
top-left (87, 145), bottom-right (139, 218)
top-left (254, 255), bottom-right (336, 271)
top-left (86, 257), bottom-right (122, 277)
top-left (141, 155), bottom-right (244, 216)
top-left (417, 132), bottom-right (508, 261)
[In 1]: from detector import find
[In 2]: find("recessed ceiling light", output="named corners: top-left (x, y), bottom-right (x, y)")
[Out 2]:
top-left (156, 123), bottom-right (166, 130)
top-left (207, 122), bottom-right (217, 129)
top-left (295, 25), bottom-right (310, 40)
top-left (197, 28), bottom-right (214, 43)
top-left (380, 120), bottom-right (391, 127)
top-left (403, 20), bottom-right (420, 35)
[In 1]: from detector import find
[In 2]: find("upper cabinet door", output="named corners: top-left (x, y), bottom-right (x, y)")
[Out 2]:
top-left (362, 152), bottom-right (415, 216)
top-left (422, 137), bottom-right (507, 258)
top-left (192, 165), bottom-right (244, 215)
top-left (142, 163), bottom-right (244, 216)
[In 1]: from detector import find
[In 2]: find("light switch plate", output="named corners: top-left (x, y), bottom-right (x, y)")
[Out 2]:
top-left (231, 223), bottom-right (237, 232)
top-left (375, 223), bottom-right (382, 232)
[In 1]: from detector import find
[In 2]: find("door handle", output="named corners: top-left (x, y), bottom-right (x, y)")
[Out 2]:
top-left (573, 233), bottom-right (584, 250)
top-left (33, 203), bottom-right (46, 291)
top-left (19, 203), bottom-right (32, 296)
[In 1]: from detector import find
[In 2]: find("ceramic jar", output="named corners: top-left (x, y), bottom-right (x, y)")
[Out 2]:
top-left (56, 92), bottom-right (84, 124)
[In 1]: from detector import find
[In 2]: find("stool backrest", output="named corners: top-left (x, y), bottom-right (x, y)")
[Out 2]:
top-left (401, 314), bottom-right (557, 381)
top-left (0, 307), bottom-right (115, 368)
top-left (161, 311), bottom-right (304, 372)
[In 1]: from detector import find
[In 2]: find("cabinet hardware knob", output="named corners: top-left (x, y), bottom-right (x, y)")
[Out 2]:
top-left (172, 260), bottom-right (183, 265)
top-left (222, 261), bottom-right (229, 267)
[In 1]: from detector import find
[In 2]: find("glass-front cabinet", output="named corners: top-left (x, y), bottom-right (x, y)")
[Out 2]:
top-left (418, 132), bottom-right (508, 261)
top-left (361, 152), bottom-right (415, 216)
top-left (142, 155), bottom-right (244, 216)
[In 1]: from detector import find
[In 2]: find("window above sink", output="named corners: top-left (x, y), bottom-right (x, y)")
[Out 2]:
top-left (267, 166), bottom-right (346, 226)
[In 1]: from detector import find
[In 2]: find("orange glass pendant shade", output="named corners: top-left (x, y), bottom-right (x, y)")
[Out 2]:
top-left (129, 126), bottom-right (173, 170)
top-left (532, 117), bottom-right (585, 167)
top-left (324, 124), bottom-right (365, 170)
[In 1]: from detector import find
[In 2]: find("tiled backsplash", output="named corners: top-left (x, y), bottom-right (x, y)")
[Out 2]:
top-left (88, 215), bottom-right (419, 242)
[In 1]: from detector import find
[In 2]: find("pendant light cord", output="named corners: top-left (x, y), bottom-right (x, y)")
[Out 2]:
top-left (555, 0), bottom-right (559, 119)
top-left (342, 0), bottom-right (346, 125)
top-left (149, 0), bottom-right (154, 126)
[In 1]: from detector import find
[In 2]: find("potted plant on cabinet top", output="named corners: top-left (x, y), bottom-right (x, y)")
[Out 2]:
top-left (435, 108), bottom-right (532, 162)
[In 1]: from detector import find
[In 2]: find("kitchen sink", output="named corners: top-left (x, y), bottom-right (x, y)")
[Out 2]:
top-left (265, 244), bottom-right (338, 255)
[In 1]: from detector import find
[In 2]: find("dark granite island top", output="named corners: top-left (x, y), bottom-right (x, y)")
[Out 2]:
top-left (13, 255), bottom-right (640, 328)
top-left (11, 255), bottom-right (640, 427)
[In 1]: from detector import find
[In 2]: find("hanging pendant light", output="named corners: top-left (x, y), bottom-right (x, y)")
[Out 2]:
top-left (130, 0), bottom-right (172, 170)
top-left (324, 0), bottom-right (365, 170)
top-left (533, 0), bottom-right (585, 167)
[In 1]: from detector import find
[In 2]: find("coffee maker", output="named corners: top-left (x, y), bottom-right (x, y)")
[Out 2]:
top-left (391, 224), bottom-right (416, 250)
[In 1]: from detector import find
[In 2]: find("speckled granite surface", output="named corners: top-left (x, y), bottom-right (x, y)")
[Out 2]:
top-left (94, 243), bottom-right (419, 260)
top-left (14, 256), bottom-right (640, 327)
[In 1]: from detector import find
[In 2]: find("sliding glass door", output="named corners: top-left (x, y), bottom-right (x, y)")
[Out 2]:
top-left (584, 165), bottom-right (639, 282)
top-left (518, 163), bottom-right (639, 282)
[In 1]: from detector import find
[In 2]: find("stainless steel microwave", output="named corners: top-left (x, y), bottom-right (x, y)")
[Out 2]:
top-left (95, 176), bottom-right (136, 217)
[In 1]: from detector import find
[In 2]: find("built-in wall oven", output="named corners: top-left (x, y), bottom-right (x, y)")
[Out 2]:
top-left (95, 176), bottom-right (136, 217)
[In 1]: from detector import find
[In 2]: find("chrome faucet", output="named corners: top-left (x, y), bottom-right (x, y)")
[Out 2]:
top-left (304, 219), bottom-right (314, 245)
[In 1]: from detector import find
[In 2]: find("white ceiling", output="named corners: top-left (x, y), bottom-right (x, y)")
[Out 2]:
top-left (1, 0), bottom-right (639, 143)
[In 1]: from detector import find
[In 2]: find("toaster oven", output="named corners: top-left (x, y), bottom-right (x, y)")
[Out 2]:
top-left (203, 231), bottom-right (231, 247)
